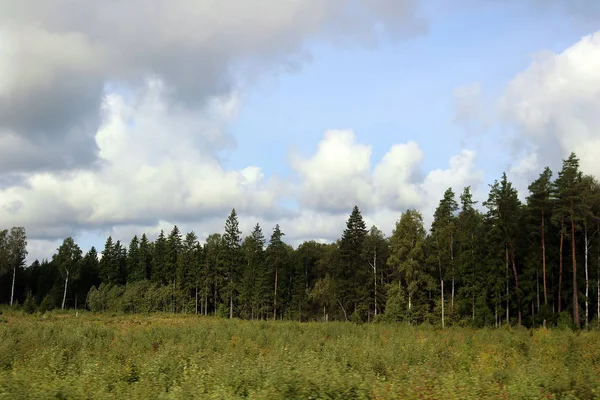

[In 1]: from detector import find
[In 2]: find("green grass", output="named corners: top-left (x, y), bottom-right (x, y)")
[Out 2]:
top-left (0, 311), bottom-right (599, 399)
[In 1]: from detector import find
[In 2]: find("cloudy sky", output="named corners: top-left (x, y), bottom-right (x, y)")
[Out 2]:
top-left (1, 0), bottom-right (599, 260)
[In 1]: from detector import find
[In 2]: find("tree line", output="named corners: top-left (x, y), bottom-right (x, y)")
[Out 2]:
top-left (1, 152), bottom-right (599, 328)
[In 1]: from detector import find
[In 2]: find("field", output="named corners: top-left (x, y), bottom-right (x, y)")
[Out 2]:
top-left (1, 312), bottom-right (600, 399)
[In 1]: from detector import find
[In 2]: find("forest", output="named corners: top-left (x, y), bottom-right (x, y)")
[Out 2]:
top-left (1, 152), bottom-right (599, 329)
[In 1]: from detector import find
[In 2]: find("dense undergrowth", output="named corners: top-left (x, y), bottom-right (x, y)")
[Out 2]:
top-left (0, 310), bottom-right (599, 399)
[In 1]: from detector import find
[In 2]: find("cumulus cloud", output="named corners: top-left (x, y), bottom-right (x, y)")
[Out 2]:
top-left (0, 0), bottom-right (426, 173)
top-left (0, 79), bottom-right (283, 242)
top-left (290, 130), bottom-right (484, 231)
top-left (500, 31), bottom-right (600, 182)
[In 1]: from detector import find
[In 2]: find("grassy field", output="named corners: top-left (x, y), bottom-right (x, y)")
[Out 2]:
top-left (0, 311), bottom-right (599, 399)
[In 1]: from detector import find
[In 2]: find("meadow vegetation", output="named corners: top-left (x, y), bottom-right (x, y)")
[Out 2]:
top-left (1, 310), bottom-right (600, 399)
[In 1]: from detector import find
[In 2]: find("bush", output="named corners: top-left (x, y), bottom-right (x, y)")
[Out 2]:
top-left (39, 295), bottom-right (55, 313)
top-left (23, 295), bottom-right (37, 314)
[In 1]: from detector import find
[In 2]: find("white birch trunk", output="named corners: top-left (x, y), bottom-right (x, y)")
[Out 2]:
top-left (441, 279), bottom-right (445, 329)
top-left (62, 270), bottom-right (69, 310)
top-left (585, 229), bottom-right (589, 329)
top-left (10, 266), bottom-right (16, 306)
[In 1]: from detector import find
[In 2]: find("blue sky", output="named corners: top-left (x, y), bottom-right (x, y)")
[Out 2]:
top-left (229, 2), bottom-right (590, 182)
top-left (0, 0), bottom-right (599, 260)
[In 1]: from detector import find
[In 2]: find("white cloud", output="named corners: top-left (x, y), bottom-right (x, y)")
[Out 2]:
top-left (0, 0), bottom-right (426, 173)
top-left (290, 130), bottom-right (484, 231)
top-left (500, 31), bottom-right (600, 180)
top-left (0, 79), bottom-right (281, 244)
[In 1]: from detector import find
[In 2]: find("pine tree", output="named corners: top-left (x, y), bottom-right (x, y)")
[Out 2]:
top-left (430, 188), bottom-right (458, 328)
top-left (100, 236), bottom-right (120, 284)
top-left (555, 153), bottom-right (584, 328)
top-left (267, 224), bottom-right (285, 320)
top-left (127, 235), bottom-right (141, 281)
top-left (152, 231), bottom-right (167, 284)
top-left (527, 167), bottom-right (553, 307)
top-left (485, 173), bottom-right (523, 325)
top-left (138, 234), bottom-right (152, 281)
top-left (76, 247), bottom-right (100, 309)
top-left (338, 205), bottom-right (368, 320)
top-left (241, 224), bottom-right (266, 319)
top-left (204, 233), bottom-right (223, 315)
top-left (222, 209), bottom-right (242, 318)
top-left (166, 226), bottom-right (183, 311)
top-left (456, 187), bottom-right (487, 326)
top-left (362, 225), bottom-right (389, 319)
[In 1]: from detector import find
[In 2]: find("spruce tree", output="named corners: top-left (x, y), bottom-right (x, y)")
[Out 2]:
top-left (138, 234), bottom-right (152, 281)
top-left (127, 235), bottom-right (141, 281)
top-left (484, 173), bottom-right (522, 325)
top-left (222, 209), bottom-right (242, 318)
top-left (152, 230), bottom-right (167, 284)
top-left (338, 205), bottom-right (368, 320)
top-left (430, 188), bottom-right (458, 328)
top-left (267, 224), bottom-right (285, 320)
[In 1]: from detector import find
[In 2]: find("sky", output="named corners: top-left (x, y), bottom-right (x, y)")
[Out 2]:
top-left (1, 0), bottom-right (600, 261)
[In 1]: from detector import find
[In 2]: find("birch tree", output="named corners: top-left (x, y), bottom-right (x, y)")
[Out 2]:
top-left (7, 227), bottom-right (27, 306)
top-left (54, 237), bottom-right (82, 310)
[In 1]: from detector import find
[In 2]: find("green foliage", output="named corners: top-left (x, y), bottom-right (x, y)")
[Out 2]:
top-left (2, 314), bottom-right (600, 399)
top-left (39, 295), bottom-right (55, 313)
top-left (23, 294), bottom-right (37, 314)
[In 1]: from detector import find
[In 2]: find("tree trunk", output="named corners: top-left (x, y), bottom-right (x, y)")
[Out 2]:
top-left (441, 279), bottom-right (445, 329)
top-left (505, 246), bottom-right (509, 324)
top-left (559, 217), bottom-right (564, 313)
top-left (450, 232), bottom-right (455, 310)
top-left (62, 270), bottom-right (69, 310)
top-left (273, 264), bottom-right (278, 320)
top-left (229, 295), bottom-right (233, 319)
top-left (585, 229), bottom-right (589, 329)
top-left (195, 286), bottom-right (199, 315)
top-left (571, 215), bottom-right (580, 328)
top-left (542, 209), bottom-right (548, 305)
top-left (536, 266), bottom-right (540, 311)
top-left (509, 247), bottom-right (521, 326)
top-left (369, 249), bottom-right (378, 317)
top-left (10, 266), bottom-right (16, 306)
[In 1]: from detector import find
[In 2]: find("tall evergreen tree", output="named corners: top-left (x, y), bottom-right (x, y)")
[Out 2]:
top-left (267, 224), bottom-right (285, 320)
top-left (484, 173), bottom-right (523, 325)
top-left (222, 209), bottom-right (242, 318)
top-left (555, 153), bottom-right (584, 328)
top-left (430, 188), bottom-right (458, 328)
top-left (362, 225), bottom-right (389, 318)
top-left (527, 167), bottom-right (553, 307)
top-left (241, 224), bottom-right (266, 319)
top-left (338, 205), bottom-right (368, 320)
top-left (152, 231), bottom-right (167, 284)
top-left (167, 226), bottom-right (183, 311)
top-left (204, 233), bottom-right (223, 315)
top-left (138, 234), bottom-right (152, 281)
top-left (100, 236), bottom-right (119, 284)
top-left (127, 235), bottom-right (142, 282)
